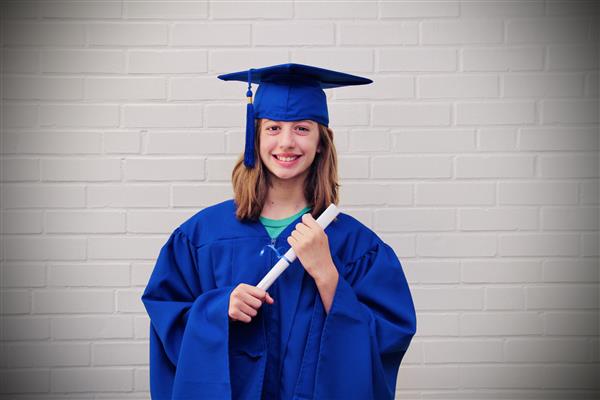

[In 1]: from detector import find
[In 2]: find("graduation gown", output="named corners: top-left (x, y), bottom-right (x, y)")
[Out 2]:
top-left (141, 199), bottom-right (416, 400)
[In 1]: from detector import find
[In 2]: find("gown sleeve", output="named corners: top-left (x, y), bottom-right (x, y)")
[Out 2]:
top-left (314, 239), bottom-right (416, 400)
top-left (141, 228), bottom-right (235, 400)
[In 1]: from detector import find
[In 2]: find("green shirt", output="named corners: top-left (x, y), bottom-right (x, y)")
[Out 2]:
top-left (259, 206), bottom-right (312, 239)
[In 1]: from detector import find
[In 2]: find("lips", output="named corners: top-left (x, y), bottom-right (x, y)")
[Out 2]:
top-left (274, 154), bottom-right (301, 162)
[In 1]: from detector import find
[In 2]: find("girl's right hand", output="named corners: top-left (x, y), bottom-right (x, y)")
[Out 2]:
top-left (228, 283), bottom-right (275, 323)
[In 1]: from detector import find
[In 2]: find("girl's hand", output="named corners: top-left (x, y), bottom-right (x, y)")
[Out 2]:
top-left (228, 283), bottom-right (274, 323)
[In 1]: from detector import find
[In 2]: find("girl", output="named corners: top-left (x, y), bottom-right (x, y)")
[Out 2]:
top-left (142, 63), bottom-right (416, 400)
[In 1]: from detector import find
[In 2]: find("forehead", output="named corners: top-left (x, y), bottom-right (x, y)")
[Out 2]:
top-left (262, 119), bottom-right (316, 125)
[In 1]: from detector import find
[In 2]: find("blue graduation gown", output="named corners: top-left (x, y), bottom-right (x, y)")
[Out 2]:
top-left (141, 199), bottom-right (416, 399)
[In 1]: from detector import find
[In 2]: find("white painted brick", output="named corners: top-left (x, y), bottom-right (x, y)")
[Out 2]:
top-left (2, 184), bottom-right (84, 209)
top-left (3, 343), bottom-right (89, 367)
top-left (86, 77), bottom-right (166, 100)
top-left (485, 287), bottom-right (525, 310)
top-left (40, 105), bottom-right (119, 128)
top-left (135, 367), bottom-right (149, 391)
top-left (134, 315), bottom-right (150, 339)
top-left (456, 155), bottom-right (535, 178)
top-left (416, 183), bottom-right (495, 206)
top-left (418, 74), bottom-right (498, 99)
top-left (295, 0), bottom-right (377, 19)
top-left (2, 131), bottom-right (102, 154)
top-left (4, 22), bottom-right (84, 46)
top-left (34, 290), bottom-right (114, 313)
top-left (339, 183), bottom-right (391, 206)
top-left (48, 263), bottom-right (129, 287)
top-left (393, 129), bottom-right (475, 153)
top-left (172, 184), bottom-right (233, 207)
top-left (52, 316), bottom-right (133, 340)
top-left (507, 19), bottom-right (590, 43)
top-left (340, 22), bottom-right (418, 45)
top-left (382, 2), bottom-right (458, 17)
top-left (384, 235), bottom-right (417, 258)
top-left (542, 206), bottom-right (599, 230)
top-left (1, 263), bottom-right (45, 288)
top-left (478, 127), bottom-right (518, 151)
top-left (117, 289), bottom-right (145, 312)
top-left (456, 101), bottom-right (536, 125)
top-left (2, 211), bottom-right (43, 234)
top-left (499, 182), bottom-right (578, 205)
top-left (585, 71), bottom-right (598, 97)
top-left (41, 50), bottom-right (125, 73)
top-left (374, 208), bottom-right (455, 232)
top-left (462, 47), bottom-right (544, 71)
top-left (123, 105), bottom-right (203, 128)
top-left (147, 131), bottom-right (225, 154)
top-left (460, 365), bottom-right (545, 389)
top-left (404, 260), bottom-right (460, 284)
top-left (423, 340), bottom-right (503, 363)
top-left (2, 1), bottom-right (39, 18)
top-left (336, 76), bottom-right (413, 100)
top-left (373, 103), bottom-right (451, 126)
top-left (505, 338), bottom-right (590, 362)
top-left (503, 73), bottom-right (584, 97)
top-left (88, 237), bottom-right (166, 260)
top-left (401, 340), bottom-right (422, 364)
top-left (546, 1), bottom-right (599, 16)
top-left (581, 233), bottom-right (599, 256)
top-left (104, 132), bottom-right (141, 154)
top-left (338, 155), bottom-right (369, 179)
top-left (93, 342), bottom-right (147, 366)
top-left (0, 370), bottom-right (50, 394)
top-left (331, 129), bottom-right (349, 153)
top-left (328, 103), bottom-right (370, 127)
top-left (528, 285), bottom-right (598, 310)
top-left (170, 76), bottom-right (241, 100)
top-left (348, 130), bottom-right (390, 152)
top-left (499, 233), bottom-right (579, 257)
top-left (127, 210), bottom-right (196, 233)
top-left (212, 0), bottom-right (292, 18)
top-left (254, 22), bottom-right (334, 46)
top-left (3, 76), bottom-right (83, 100)
top-left (209, 50), bottom-right (289, 74)
top-left (461, 312), bottom-right (543, 336)
top-left (4, 237), bottom-right (86, 261)
top-left (87, 185), bottom-right (170, 208)
top-left (45, 211), bottom-right (126, 233)
top-left (541, 99), bottom-right (599, 124)
top-left (206, 157), bottom-right (237, 181)
top-left (580, 181), bottom-right (599, 205)
top-left (380, 48), bottom-right (456, 72)
top-left (171, 23), bottom-right (250, 46)
top-left (2, 317), bottom-right (50, 341)
top-left (545, 312), bottom-right (598, 335)
top-left (52, 368), bottom-right (133, 392)
top-left (398, 366), bottom-right (459, 389)
top-left (124, 1), bottom-right (208, 18)
top-left (422, 20), bottom-right (503, 45)
top-left (88, 23), bottom-right (168, 46)
top-left (292, 49), bottom-right (374, 72)
top-left (548, 44), bottom-right (598, 72)
top-left (462, 260), bottom-right (541, 283)
top-left (459, 207), bottom-right (538, 231)
top-left (125, 158), bottom-right (205, 181)
top-left (417, 234), bottom-right (496, 257)
top-left (543, 365), bottom-right (598, 389)
top-left (42, 158), bottom-right (121, 182)
top-left (128, 50), bottom-right (207, 74)
top-left (41, 1), bottom-right (121, 18)
top-left (544, 259), bottom-right (599, 283)
top-left (461, 1), bottom-right (544, 17)
top-left (2, 158), bottom-right (39, 181)
top-left (2, 290), bottom-right (30, 314)
top-left (416, 313), bottom-right (459, 336)
top-left (2, 50), bottom-right (39, 73)
top-left (520, 127), bottom-right (598, 151)
top-left (413, 287), bottom-right (483, 311)
top-left (132, 263), bottom-right (153, 287)
top-left (2, 104), bottom-right (37, 128)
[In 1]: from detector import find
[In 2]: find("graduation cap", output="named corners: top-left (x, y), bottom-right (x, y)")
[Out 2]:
top-left (217, 63), bottom-right (373, 168)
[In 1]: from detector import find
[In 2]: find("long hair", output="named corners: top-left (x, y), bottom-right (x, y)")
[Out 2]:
top-left (231, 118), bottom-right (339, 221)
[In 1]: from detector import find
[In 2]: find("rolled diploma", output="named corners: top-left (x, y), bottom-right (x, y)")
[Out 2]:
top-left (256, 203), bottom-right (341, 291)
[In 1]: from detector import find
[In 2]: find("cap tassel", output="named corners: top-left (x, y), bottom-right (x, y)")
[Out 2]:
top-left (244, 70), bottom-right (255, 168)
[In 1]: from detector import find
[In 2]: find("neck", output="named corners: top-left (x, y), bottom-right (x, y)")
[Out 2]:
top-left (261, 175), bottom-right (309, 219)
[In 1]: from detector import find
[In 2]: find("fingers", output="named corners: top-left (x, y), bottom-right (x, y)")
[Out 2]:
top-left (229, 284), bottom-right (275, 323)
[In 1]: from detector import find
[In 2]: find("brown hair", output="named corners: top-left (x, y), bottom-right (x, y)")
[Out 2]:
top-left (231, 118), bottom-right (339, 221)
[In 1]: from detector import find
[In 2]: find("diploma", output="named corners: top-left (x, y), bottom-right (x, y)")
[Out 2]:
top-left (257, 203), bottom-right (341, 291)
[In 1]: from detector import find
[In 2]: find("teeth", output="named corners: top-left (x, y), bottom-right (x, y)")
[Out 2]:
top-left (275, 155), bottom-right (299, 162)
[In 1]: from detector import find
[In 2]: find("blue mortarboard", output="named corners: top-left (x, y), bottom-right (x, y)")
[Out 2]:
top-left (217, 63), bottom-right (373, 168)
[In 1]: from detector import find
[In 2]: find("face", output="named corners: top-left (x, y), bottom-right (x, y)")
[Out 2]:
top-left (258, 119), bottom-right (321, 183)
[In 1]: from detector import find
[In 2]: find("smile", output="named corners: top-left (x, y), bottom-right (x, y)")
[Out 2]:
top-left (273, 155), bottom-right (301, 162)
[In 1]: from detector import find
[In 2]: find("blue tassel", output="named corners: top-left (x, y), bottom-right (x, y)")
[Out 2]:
top-left (244, 70), bottom-right (255, 168)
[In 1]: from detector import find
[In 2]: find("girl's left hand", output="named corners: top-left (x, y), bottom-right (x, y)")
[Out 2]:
top-left (287, 213), bottom-right (337, 284)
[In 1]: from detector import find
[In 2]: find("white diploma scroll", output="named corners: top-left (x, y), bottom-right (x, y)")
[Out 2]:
top-left (256, 203), bottom-right (341, 291)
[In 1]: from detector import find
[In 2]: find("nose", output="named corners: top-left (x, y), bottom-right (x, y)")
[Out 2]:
top-left (278, 126), bottom-right (296, 148)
